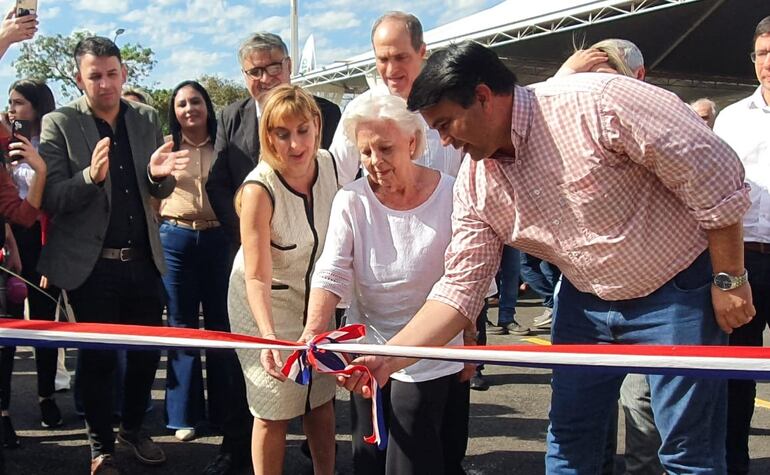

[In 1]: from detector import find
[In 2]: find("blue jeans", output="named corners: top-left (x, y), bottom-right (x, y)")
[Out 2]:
top-left (496, 246), bottom-right (520, 326)
top-left (546, 251), bottom-right (727, 474)
top-left (520, 253), bottom-right (561, 308)
top-left (160, 222), bottom-right (231, 429)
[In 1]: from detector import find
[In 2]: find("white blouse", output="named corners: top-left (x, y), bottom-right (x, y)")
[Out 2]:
top-left (312, 171), bottom-right (463, 382)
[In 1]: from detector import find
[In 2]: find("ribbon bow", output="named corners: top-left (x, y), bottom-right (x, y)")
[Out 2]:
top-left (281, 324), bottom-right (388, 450)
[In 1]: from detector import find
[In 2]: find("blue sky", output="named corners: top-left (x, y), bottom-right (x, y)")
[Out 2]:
top-left (0, 0), bottom-right (500, 105)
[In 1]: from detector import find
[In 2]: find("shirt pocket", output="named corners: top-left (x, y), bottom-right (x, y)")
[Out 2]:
top-left (559, 164), bottom-right (642, 236)
top-left (270, 240), bottom-right (298, 271)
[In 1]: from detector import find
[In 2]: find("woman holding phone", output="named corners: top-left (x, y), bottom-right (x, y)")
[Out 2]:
top-left (0, 78), bottom-right (56, 448)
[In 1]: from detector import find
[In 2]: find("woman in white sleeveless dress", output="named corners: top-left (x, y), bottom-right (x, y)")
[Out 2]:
top-left (227, 85), bottom-right (338, 475)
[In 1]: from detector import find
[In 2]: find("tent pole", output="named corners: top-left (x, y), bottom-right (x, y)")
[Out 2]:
top-left (648, 0), bottom-right (726, 71)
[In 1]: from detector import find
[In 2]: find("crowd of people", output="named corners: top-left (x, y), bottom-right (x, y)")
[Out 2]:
top-left (0, 4), bottom-right (766, 475)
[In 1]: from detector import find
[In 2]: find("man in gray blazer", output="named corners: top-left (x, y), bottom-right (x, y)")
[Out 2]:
top-left (38, 37), bottom-right (188, 475)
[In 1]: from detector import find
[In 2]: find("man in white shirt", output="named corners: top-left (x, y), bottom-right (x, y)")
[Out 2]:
top-left (330, 11), bottom-right (463, 184)
top-left (713, 15), bottom-right (770, 475)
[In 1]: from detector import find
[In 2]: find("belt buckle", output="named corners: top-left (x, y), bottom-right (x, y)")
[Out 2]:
top-left (119, 248), bottom-right (131, 262)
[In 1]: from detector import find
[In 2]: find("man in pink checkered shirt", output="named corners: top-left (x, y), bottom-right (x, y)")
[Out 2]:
top-left (340, 42), bottom-right (754, 473)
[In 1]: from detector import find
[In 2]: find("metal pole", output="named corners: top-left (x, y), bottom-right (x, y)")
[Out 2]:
top-left (290, 0), bottom-right (299, 75)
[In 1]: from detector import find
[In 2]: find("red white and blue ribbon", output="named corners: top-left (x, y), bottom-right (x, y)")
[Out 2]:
top-left (281, 325), bottom-right (388, 450)
top-left (3, 318), bottom-right (770, 449)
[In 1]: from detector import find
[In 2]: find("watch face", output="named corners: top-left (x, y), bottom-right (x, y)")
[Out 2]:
top-left (714, 273), bottom-right (733, 290)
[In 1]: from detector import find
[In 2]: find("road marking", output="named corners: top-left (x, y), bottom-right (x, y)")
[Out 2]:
top-left (756, 398), bottom-right (770, 409)
top-left (523, 337), bottom-right (551, 346)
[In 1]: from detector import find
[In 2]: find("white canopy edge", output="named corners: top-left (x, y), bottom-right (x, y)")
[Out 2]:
top-left (293, 0), bottom-right (702, 88)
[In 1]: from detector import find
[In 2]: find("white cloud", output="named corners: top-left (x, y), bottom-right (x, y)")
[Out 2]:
top-left (72, 22), bottom-right (119, 37)
top-left (45, 6), bottom-right (61, 19)
top-left (305, 11), bottom-right (360, 31)
top-left (168, 49), bottom-right (227, 67)
top-left (153, 49), bottom-right (232, 88)
top-left (73, 0), bottom-right (130, 14)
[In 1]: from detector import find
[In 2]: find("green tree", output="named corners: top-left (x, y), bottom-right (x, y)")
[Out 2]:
top-left (12, 31), bottom-right (156, 101)
top-left (197, 74), bottom-right (249, 112)
top-left (146, 88), bottom-right (172, 135)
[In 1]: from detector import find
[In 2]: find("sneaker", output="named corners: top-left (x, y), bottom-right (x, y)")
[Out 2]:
top-left (40, 397), bottom-right (63, 428)
top-left (488, 324), bottom-right (509, 335)
top-left (532, 308), bottom-right (554, 329)
top-left (489, 323), bottom-right (530, 336)
top-left (1, 415), bottom-right (19, 448)
top-left (117, 429), bottom-right (166, 465)
top-left (174, 428), bottom-right (195, 441)
top-left (90, 454), bottom-right (121, 475)
top-left (470, 372), bottom-right (489, 391)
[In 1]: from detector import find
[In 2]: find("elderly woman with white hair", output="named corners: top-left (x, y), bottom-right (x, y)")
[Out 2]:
top-left (300, 93), bottom-right (473, 475)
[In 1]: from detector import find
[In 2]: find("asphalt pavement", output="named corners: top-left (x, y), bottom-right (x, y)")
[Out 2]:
top-left (4, 295), bottom-right (770, 474)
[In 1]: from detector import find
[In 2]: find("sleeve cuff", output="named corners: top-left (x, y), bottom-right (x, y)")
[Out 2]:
top-left (427, 283), bottom-right (482, 323)
top-left (694, 184), bottom-right (752, 230)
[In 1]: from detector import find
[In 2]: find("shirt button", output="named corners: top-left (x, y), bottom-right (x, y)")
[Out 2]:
top-left (559, 199), bottom-right (566, 205)
top-left (533, 189), bottom-right (541, 196)
top-left (125, 189), bottom-right (129, 194)
top-left (516, 160), bottom-right (522, 166)
top-left (552, 219), bottom-right (561, 225)
top-left (119, 165), bottom-right (123, 170)
top-left (592, 279), bottom-right (600, 284)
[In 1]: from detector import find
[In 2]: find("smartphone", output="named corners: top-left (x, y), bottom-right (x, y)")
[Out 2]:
top-left (10, 119), bottom-right (31, 144)
top-left (15, 0), bottom-right (37, 17)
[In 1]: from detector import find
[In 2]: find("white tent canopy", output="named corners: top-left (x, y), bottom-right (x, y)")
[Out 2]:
top-left (294, 0), bottom-right (760, 105)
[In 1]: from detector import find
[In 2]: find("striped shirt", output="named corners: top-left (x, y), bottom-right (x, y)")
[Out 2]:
top-left (428, 74), bottom-right (751, 321)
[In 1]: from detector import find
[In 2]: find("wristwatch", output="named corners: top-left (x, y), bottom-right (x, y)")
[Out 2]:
top-left (712, 270), bottom-right (748, 291)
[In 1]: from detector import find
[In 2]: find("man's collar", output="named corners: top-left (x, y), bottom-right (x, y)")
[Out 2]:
top-left (748, 86), bottom-right (770, 111)
top-left (507, 85), bottom-right (533, 159)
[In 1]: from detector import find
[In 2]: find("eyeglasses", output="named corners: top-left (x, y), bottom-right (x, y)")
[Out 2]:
top-left (750, 50), bottom-right (769, 64)
top-left (243, 58), bottom-right (287, 79)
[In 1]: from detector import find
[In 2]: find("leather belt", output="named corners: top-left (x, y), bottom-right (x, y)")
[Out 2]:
top-left (164, 218), bottom-right (221, 231)
top-left (101, 247), bottom-right (148, 262)
top-left (745, 242), bottom-right (770, 254)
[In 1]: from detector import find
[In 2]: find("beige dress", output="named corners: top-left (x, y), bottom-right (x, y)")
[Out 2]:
top-left (228, 150), bottom-right (339, 420)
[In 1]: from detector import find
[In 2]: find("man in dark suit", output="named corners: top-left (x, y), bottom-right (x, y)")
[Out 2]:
top-left (207, 32), bottom-right (341, 250)
top-left (203, 32), bottom-right (340, 475)
top-left (38, 37), bottom-right (189, 475)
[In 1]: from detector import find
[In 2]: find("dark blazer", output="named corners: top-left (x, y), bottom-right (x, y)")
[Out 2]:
top-left (38, 96), bottom-right (174, 290)
top-left (206, 95), bottom-right (341, 246)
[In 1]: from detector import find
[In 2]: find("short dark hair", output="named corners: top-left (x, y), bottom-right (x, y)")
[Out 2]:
top-left (74, 36), bottom-right (121, 68)
top-left (168, 80), bottom-right (217, 152)
top-left (407, 41), bottom-right (516, 112)
top-left (754, 16), bottom-right (770, 44)
top-left (8, 79), bottom-right (56, 131)
top-left (371, 11), bottom-right (424, 52)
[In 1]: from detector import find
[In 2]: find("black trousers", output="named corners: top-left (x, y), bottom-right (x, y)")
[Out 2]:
top-left (66, 258), bottom-right (164, 459)
top-left (726, 249), bottom-right (770, 474)
top-left (351, 372), bottom-right (470, 475)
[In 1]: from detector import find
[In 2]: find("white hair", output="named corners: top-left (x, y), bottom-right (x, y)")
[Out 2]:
top-left (342, 94), bottom-right (426, 160)
top-left (690, 97), bottom-right (717, 117)
top-left (592, 38), bottom-right (645, 72)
